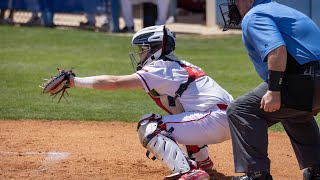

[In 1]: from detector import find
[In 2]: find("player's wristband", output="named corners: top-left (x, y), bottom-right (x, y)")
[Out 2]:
top-left (268, 70), bottom-right (284, 91)
top-left (74, 77), bottom-right (95, 88)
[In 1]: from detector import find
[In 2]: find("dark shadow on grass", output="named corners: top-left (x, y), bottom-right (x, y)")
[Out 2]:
top-left (207, 169), bottom-right (233, 180)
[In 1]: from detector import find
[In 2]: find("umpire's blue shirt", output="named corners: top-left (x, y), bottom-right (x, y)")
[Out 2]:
top-left (241, 0), bottom-right (320, 80)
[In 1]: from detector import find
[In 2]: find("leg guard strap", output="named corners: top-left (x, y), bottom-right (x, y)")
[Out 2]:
top-left (146, 133), bottom-right (191, 174)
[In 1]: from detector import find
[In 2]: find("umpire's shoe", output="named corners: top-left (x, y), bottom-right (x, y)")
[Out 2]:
top-left (231, 171), bottom-right (273, 180)
top-left (303, 165), bottom-right (320, 180)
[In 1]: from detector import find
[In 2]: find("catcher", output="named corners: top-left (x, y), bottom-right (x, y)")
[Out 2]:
top-left (41, 25), bottom-right (233, 180)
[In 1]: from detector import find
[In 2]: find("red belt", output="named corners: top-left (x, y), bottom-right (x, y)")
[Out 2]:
top-left (217, 104), bottom-right (228, 110)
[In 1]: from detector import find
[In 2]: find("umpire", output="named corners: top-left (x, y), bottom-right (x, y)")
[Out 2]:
top-left (219, 0), bottom-right (320, 179)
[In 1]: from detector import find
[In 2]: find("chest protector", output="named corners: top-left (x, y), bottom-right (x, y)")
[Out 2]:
top-left (148, 59), bottom-right (206, 114)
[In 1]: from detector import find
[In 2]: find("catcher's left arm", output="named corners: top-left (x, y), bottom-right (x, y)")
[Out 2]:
top-left (40, 68), bottom-right (144, 102)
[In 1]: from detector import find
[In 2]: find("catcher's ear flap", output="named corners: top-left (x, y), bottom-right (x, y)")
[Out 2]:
top-left (161, 26), bottom-right (176, 55)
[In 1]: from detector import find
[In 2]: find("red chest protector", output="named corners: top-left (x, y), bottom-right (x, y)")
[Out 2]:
top-left (148, 58), bottom-right (206, 114)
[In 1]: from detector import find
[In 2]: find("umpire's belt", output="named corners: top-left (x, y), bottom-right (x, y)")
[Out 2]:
top-left (296, 60), bottom-right (320, 77)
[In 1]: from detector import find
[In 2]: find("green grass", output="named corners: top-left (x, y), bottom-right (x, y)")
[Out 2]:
top-left (0, 26), bottom-right (318, 131)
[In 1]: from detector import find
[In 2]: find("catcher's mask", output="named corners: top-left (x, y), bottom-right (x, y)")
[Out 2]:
top-left (129, 25), bottom-right (176, 72)
top-left (219, 0), bottom-right (242, 31)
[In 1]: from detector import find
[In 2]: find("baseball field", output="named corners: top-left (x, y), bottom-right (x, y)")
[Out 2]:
top-left (1, 25), bottom-right (319, 179)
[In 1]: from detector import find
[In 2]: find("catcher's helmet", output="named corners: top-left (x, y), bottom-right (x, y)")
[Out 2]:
top-left (129, 25), bottom-right (176, 71)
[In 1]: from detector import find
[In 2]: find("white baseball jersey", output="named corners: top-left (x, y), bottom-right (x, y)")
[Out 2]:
top-left (135, 59), bottom-right (233, 112)
top-left (135, 57), bottom-right (233, 161)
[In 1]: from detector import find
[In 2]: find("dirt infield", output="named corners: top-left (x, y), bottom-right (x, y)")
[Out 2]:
top-left (0, 120), bottom-right (303, 180)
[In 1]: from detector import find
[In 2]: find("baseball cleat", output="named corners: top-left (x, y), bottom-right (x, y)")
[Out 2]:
top-left (179, 168), bottom-right (210, 180)
top-left (231, 171), bottom-right (273, 180)
top-left (197, 157), bottom-right (214, 171)
top-left (303, 165), bottom-right (320, 180)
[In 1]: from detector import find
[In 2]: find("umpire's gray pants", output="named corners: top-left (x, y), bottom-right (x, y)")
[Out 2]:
top-left (227, 82), bottom-right (320, 173)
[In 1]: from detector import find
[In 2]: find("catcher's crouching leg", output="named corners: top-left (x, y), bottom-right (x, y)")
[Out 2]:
top-left (137, 114), bottom-right (210, 180)
top-left (185, 145), bottom-right (214, 171)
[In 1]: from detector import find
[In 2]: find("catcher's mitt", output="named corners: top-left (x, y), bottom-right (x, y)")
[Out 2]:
top-left (40, 68), bottom-right (75, 103)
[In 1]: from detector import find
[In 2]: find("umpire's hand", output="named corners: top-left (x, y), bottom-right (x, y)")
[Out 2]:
top-left (260, 90), bottom-right (281, 112)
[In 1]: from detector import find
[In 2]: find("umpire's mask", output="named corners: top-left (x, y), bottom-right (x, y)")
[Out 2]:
top-left (219, 0), bottom-right (242, 31)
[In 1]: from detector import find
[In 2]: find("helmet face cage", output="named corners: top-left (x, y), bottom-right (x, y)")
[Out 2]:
top-left (129, 44), bottom-right (151, 72)
top-left (219, 0), bottom-right (242, 31)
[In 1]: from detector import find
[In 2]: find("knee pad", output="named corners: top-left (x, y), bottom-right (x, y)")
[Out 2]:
top-left (137, 113), bottom-right (192, 174)
top-left (137, 113), bottom-right (163, 145)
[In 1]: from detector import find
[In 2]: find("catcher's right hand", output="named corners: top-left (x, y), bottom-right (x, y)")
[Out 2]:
top-left (40, 68), bottom-right (75, 103)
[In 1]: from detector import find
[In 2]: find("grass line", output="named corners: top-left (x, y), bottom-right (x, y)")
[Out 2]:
top-left (0, 26), bottom-right (318, 131)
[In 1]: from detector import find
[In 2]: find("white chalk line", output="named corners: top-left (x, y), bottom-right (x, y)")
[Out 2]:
top-left (0, 151), bottom-right (70, 174)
